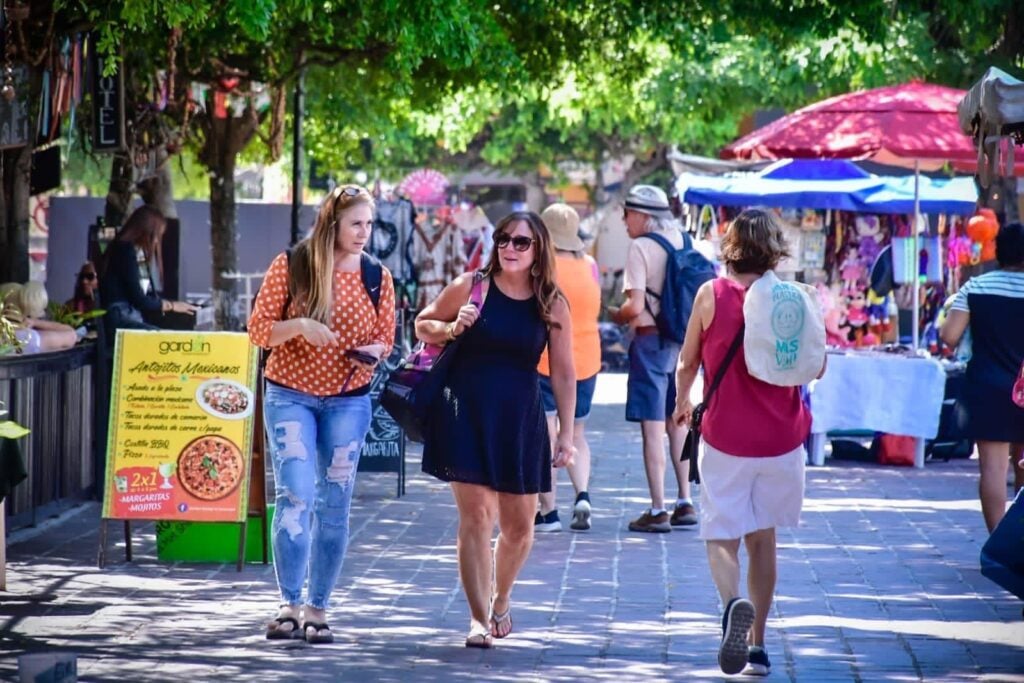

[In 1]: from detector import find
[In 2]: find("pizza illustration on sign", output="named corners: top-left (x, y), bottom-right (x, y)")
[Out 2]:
top-left (176, 435), bottom-right (245, 501)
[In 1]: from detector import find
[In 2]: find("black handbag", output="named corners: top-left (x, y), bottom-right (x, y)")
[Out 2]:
top-left (682, 325), bottom-right (745, 484)
top-left (380, 274), bottom-right (484, 443)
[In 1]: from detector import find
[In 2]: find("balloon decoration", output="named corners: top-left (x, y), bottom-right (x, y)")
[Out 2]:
top-left (966, 208), bottom-right (999, 264)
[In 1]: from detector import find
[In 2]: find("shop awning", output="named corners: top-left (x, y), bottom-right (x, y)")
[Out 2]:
top-left (676, 159), bottom-right (977, 214)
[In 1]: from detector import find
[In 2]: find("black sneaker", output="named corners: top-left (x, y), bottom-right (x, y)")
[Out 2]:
top-left (570, 494), bottom-right (591, 531)
top-left (719, 597), bottom-right (755, 675)
top-left (534, 510), bottom-right (562, 532)
top-left (743, 645), bottom-right (771, 676)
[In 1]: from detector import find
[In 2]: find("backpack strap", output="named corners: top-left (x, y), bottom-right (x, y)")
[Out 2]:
top-left (360, 251), bottom-right (383, 311)
top-left (638, 231), bottom-right (689, 306)
top-left (705, 325), bottom-right (745, 405)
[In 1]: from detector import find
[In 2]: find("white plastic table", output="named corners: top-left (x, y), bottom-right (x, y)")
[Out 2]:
top-left (807, 351), bottom-right (947, 469)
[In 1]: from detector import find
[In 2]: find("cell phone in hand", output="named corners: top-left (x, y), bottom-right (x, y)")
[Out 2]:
top-left (345, 349), bottom-right (378, 365)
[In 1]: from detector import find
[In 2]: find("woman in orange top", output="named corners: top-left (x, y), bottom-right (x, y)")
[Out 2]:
top-left (249, 184), bottom-right (395, 644)
top-left (536, 204), bottom-right (602, 532)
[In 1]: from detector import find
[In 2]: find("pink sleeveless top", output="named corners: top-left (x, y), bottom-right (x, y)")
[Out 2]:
top-left (700, 278), bottom-right (811, 457)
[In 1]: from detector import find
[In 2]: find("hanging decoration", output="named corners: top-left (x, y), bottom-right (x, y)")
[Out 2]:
top-left (398, 169), bottom-right (450, 206)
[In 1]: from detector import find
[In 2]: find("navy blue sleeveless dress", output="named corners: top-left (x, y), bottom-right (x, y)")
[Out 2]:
top-left (958, 269), bottom-right (1024, 442)
top-left (422, 277), bottom-right (552, 494)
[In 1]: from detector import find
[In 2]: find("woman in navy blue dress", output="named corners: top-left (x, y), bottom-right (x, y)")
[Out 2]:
top-left (416, 211), bottom-right (577, 648)
top-left (941, 222), bottom-right (1024, 532)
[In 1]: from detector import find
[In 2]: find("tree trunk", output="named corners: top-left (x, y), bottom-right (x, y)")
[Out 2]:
top-left (0, 146), bottom-right (33, 283)
top-left (104, 152), bottom-right (135, 228)
top-left (210, 151), bottom-right (238, 329)
top-left (199, 108), bottom-right (261, 330)
top-left (137, 148), bottom-right (177, 220)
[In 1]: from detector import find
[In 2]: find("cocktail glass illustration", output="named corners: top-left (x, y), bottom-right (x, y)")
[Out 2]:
top-left (158, 462), bottom-right (175, 489)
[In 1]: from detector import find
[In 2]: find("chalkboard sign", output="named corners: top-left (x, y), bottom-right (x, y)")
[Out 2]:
top-left (358, 344), bottom-right (406, 496)
top-left (92, 51), bottom-right (124, 151)
top-left (0, 66), bottom-right (30, 150)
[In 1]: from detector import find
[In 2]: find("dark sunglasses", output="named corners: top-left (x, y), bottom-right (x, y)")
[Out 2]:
top-left (79, 272), bottom-right (97, 280)
top-left (495, 233), bottom-right (535, 252)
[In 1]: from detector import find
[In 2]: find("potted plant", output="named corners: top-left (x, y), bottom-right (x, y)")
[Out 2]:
top-left (0, 292), bottom-right (24, 356)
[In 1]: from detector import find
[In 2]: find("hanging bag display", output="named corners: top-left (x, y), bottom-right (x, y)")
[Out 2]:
top-left (742, 270), bottom-right (826, 387)
top-left (680, 325), bottom-right (745, 484)
top-left (381, 272), bottom-right (484, 442)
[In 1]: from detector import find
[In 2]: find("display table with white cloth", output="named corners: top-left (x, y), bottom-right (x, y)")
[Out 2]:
top-left (807, 351), bottom-right (946, 468)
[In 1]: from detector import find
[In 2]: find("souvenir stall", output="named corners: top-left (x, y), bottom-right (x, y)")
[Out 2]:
top-left (677, 159), bottom-right (979, 467)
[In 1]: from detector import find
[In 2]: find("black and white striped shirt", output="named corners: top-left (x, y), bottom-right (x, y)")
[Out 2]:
top-left (951, 270), bottom-right (1024, 312)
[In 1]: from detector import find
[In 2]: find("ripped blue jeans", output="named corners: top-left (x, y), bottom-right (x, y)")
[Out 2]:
top-left (263, 382), bottom-right (371, 610)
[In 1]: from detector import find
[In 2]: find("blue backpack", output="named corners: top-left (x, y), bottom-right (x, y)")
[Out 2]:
top-left (640, 232), bottom-right (716, 344)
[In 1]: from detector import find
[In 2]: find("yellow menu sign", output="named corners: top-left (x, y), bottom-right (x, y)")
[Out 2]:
top-left (102, 330), bottom-right (259, 522)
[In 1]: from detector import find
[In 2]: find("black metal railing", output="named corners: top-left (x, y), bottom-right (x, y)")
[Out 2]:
top-left (0, 343), bottom-right (99, 529)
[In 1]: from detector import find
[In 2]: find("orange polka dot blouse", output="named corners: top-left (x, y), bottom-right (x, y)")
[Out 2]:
top-left (248, 253), bottom-right (396, 396)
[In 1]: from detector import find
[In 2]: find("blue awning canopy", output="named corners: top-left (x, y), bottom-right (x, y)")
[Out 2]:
top-left (676, 159), bottom-right (977, 214)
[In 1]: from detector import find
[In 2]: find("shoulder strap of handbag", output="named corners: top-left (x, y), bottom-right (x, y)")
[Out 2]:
top-left (704, 324), bottom-right (745, 406)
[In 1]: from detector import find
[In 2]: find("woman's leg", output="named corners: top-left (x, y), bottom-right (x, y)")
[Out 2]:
top-left (492, 491), bottom-right (538, 636)
top-left (538, 415), bottom-right (559, 515)
top-left (304, 395), bottom-right (372, 628)
top-left (264, 391), bottom-right (319, 632)
top-left (743, 528), bottom-right (777, 647)
top-left (977, 440), bottom-right (1011, 532)
top-left (1011, 442), bottom-right (1024, 494)
top-left (451, 482), bottom-right (499, 633)
top-left (566, 420), bottom-right (592, 495)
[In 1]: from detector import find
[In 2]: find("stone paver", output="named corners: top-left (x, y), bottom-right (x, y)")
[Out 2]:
top-left (1, 375), bottom-right (1023, 681)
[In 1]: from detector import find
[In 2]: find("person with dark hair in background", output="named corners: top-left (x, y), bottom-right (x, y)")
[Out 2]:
top-left (416, 211), bottom-right (576, 648)
top-left (941, 221), bottom-right (1024, 533)
top-left (98, 205), bottom-right (196, 332)
top-left (68, 261), bottom-right (99, 314)
top-left (249, 184), bottom-right (396, 644)
top-left (673, 209), bottom-right (820, 676)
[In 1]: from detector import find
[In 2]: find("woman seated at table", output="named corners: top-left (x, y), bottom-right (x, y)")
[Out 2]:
top-left (0, 282), bottom-right (78, 354)
top-left (940, 221), bottom-right (1024, 533)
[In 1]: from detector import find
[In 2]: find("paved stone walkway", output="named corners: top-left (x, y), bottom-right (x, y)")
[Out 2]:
top-left (2, 376), bottom-right (1023, 681)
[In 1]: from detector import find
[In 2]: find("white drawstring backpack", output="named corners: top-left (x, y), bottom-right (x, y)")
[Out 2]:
top-left (742, 271), bottom-right (826, 386)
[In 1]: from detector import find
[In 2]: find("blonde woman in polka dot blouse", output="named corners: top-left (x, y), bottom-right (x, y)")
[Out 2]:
top-left (249, 184), bottom-right (395, 644)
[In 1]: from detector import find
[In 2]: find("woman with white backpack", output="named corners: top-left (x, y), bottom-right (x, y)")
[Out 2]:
top-left (671, 209), bottom-right (825, 677)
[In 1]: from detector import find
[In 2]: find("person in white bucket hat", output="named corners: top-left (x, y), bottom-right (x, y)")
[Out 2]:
top-left (608, 184), bottom-right (697, 533)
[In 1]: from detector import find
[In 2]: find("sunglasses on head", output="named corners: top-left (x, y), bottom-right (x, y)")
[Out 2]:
top-left (495, 233), bottom-right (535, 252)
top-left (335, 186), bottom-right (361, 196)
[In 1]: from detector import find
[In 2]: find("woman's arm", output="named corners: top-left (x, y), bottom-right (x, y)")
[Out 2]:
top-left (547, 296), bottom-right (576, 467)
top-left (111, 241), bottom-right (162, 313)
top-left (248, 254), bottom-right (337, 349)
top-left (414, 272), bottom-right (478, 345)
top-left (673, 282), bottom-right (715, 426)
top-left (940, 309), bottom-right (969, 348)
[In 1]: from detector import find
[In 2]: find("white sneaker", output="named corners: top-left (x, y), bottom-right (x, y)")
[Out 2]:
top-left (570, 498), bottom-right (591, 531)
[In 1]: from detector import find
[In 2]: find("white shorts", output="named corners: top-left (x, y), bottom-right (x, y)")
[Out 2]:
top-left (698, 441), bottom-right (806, 541)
